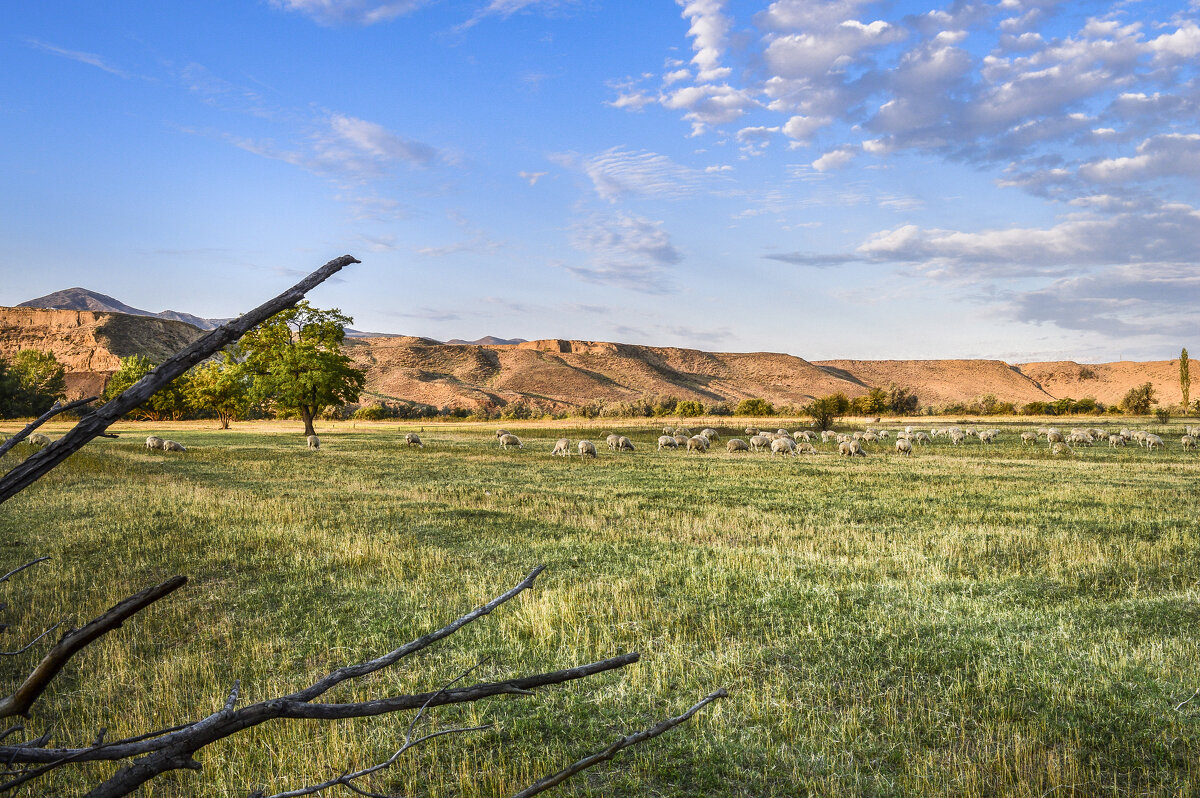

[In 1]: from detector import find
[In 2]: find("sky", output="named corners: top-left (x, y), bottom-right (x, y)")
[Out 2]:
top-left (1, 1), bottom-right (1198, 362)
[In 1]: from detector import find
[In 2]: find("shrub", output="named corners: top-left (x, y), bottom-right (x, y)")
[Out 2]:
top-left (1120, 382), bottom-right (1156, 415)
top-left (806, 393), bottom-right (850, 430)
top-left (676, 400), bottom-right (705, 417)
top-left (735, 398), bottom-right (775, 416)
top-left (1154, 408), bottom-right (1170, 424)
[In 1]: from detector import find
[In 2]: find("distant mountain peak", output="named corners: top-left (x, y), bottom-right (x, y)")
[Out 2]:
top-left (18, 287), bottom-right (150, 317)
top-left (446, 335), bottom-right (527, 346)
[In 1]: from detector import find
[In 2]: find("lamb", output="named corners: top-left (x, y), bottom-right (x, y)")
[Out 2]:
top-left (658, 435), bottom-right (679, 450)
top-left (27, 433), bottom-right (52, 447)
top-left (306, 435), bottom-right (319, 450)
top-left (770, 437), bottom-right (796, 456)
top-left (839, 439), bottom-right (866, 457)
top-left (404, 432), bottom-right (424, 448)
top-left (146, 435), bottom-right (165, 450)
top-left (552, 438), bottom-right (571, 456)
top-left (749, 435), bottom-right (771, 452)
top-left (578, 439), bottom-right (597, 458)
top-left (700, 428), bottom-right (720, 441)
top-left (895, 438), bottom-right (913, 456)
top-left (162, 440), bottom-right (187, 452)
top-left (616, 435), bottom-right (635, 452)
top-left (606, 433), bottom-right (621, 450)
top-left (499, 433), bottom-right (523, 449)
top-left (1182, 435), bottom-right (1196, 451)
top-left (726, 438), bottom-right (749, 453)
top-left (686, 435), bottom-right (709, 453)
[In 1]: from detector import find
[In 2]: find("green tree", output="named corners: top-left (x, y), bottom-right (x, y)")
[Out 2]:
top-left (675, 400), bottom-right (704, 417)
top-left (805, 393), bottom-right (850, 430)
top-left (1181, 348), bottom-right (1190, 412)
top-left (240, 301), bottom-right (365, 437)
top-left (187, 353), bottom-right (249, 429)
top-left (886, 384), bottom-right (919, 414)
top-left (1119, 382), bottom-right (1156, 415)
top-left (103, 354), bottom-right (193, 421)
top-left (735, 397), bottom-right (775, 416)
top-left (850, 388), bottom-right (888, 416)
top-left (0, 350), bottom-right (67, 418)
top-left (0, 358), bottom-right (22, 418)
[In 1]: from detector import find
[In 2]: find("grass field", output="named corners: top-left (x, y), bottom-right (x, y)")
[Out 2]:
top-left (1, 418), bottom-right (1198, 796)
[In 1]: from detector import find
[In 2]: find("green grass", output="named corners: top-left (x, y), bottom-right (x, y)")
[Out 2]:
top-left (1, 419), bottom-right (1198, 796)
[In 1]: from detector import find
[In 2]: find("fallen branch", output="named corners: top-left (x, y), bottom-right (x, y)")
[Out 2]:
top-left (0, 397), bottom-right (98, 460)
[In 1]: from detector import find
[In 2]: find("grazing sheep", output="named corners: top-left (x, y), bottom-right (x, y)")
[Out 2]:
top-left (1067, 432), bottom-right (1093, 446)
top-left (145, 435), bottom-right (165, 450)
top-left (1182, 435), bottom-right (1196, 451)
top-left (163, 440), bottom-right (187, 452)
top-left (1046, 431), bottom-right (1065, 446)
top-left (795, 442), bottom-right (816, 455)
top-left (1144, 434), bottom-right (1164, 452)
top-left (949, 430), bottom-right (966, 445)
top-left (794, 430), bottom-right (815, 441)
top-left (658, 435), bottom-right (679, 450)
top-left (895, 438), bottom-right (913, 456)
top-left (673, 434), bottom-right (690, 447)
top-left (404, 432), bottom-right (424, 448)
top-left (749, 435), bottom-right (771, 452)
top-left (686, 435), bottom-right (709, 453)
top-left (495, 429), bottom-right (511, 439)
top-left (616, 435), bottom-right (635, 452)
top-left (836, 433), bottom-right (850, 444)
top-left (770, 437), bottom-right (796, 456)
top-left (839, 440), bottom-right (866, 457)
top-left (1108, 434), bottom-right (1126, 448)
top-left (821, 430), bottom-right (837, 443)
top-left (877, 430), bottom-right (891, 439)
top-left (27, 433), bottom-right (51, 447)
top-left (578, 440), bottom-right (597, 458)
top-left (744, 427), bottom-right (759, 436)
top-left (306, 435), bottom-right (319, 450)
top-left (978, 430), bottom-right (996, 445)
top-left (775, 428), bottom-right (789, 436)
top-left (663, 426), bottom-right (674, 435)
top-left (605, 433), bottom-right (621, 450)
top-left (851, 431), bottom-right (865, 441)
top-left (700, 428), bottom-right (720, 441)
top-left (552, 438), bottom-right (571, 456)
top-left (861, 432), bottom-right (879, 443)
top-left (912, 432), bottom-right (931, 446)
top-left (1051, 442), bottom-right (1073, 456)
top-left (726, 438), bottom-right (749, 453)
top-left (674, 427), bottom-right (691, 437)
top-left (499, 433), bottom-right (523, 449)
top-left (1021, 431), bottom-right (1038, 446)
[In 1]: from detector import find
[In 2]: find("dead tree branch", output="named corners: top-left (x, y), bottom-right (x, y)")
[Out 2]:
top-left (0, 397), bottom-right (98, 460)
top-left (0, 254), bottom-right (359, 504)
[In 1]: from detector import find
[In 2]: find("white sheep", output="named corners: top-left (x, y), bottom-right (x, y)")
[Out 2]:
top-left (1051, 442), bottom-right (1073, 456)
top-left (820, 430), bottom-right (837, 443)
top-left (1046, 431), bottom-right (1065, 446)
top-left (686, 435), bottom-right (709, 453)
top-left (552, 438), bottom-right (570, 456)
top-left (1144, 434), bottom-right (1164, 452)
top-left (912, 432), bottom-right (931, 446)
top-left (658, 435), bottom-right (679, 450)
top-left (895, 438), bottom-right (913, 456)
top-left (795, 441), bottom-right (816, 455)
top-left (306, 435), bottom-right (319, 450)
top-left (606, 433), bottom-right (621, 450)
top-left (700, 428), bottom-right (720, 441)
top-left (146, 435), bottom-right (165, 450)
top-left (949, 430), bottom-right (966, 445)
top-left (662, 426), bottom-right (674, 435)
top-left (978, 430), bottom-right (997, 444)
top-left (404, 432), bottom-right (424, 448)
top-left (1181, 435), bottom-right (1196, 451)
top-left (726, 438), bottom-right (749, 453)
top-left (749, 435), bottom-right (771, 452)
top-left (1021, 431), bottom-right (1038, 446)
top-left (770, 437), bottom-right (796, 456)
top-left (673, 434), bottom-right (690, 448)
top-left (499, 433), bottom-right (523, 449)
top-left (861, 431), bottom-right (879, 443)
top-left (27, 432), bottom-right (51, 447)
top-left (1108, 434), bottom-right (1126, 448)
top-left (163, 440), bottom-right (187, 452)
top-left (674, 427), bottom-right (691, 437)
top-left (839, 440), bottom-right (866, 457)
top-left (495, 429), bottom-right (511, 439)
top-left (578, 439), bottom-right (597, 458)
top-left (744, 427), bottom-right (759, 436)
top-left (616, 435), bottom-right (635, 452)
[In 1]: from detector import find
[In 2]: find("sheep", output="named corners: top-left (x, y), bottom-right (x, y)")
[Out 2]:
top-left (404, 432), bottom-right (424, 448)
top-left (145, 435), bottom-right (165, 450)
top-left (895, 438), bottom-right (913, 456)
top-left (912, 432), bottom-right (931, 446)
top-left (877, 430), bottom-right (891, 439)
top-left (949, 430), bottom-right (966, 445)
top-left (552, 438), bottom-right (571, 456)
top-left (658, 435), bottom-right (679, 450)
top-left (978, 430), bottom-right (996, 445)
top-left (27, 432), bottom-right (51, 447)
top-left (616, 435), bottom-right (635, 452)
top-left (851, 431), bottom-right (865, 441)
top-left (578, 439), bottom-right (597, 458)
top-left (794, 430), bottom-right (815, 442)
top-left (605, 433), bottom-right (621, 450)
top-left (1051, 442), bottom-right (1073, 456)
top-left (839, 439), bottom-right (866, 457)
top-left (1108, 434), bottom-right (1126, 448)
top-left (744, 427), bottom-right (759, 436)
top-left (820, 430), bottom-right (837, 443)
top-left (1144, 434), bottom-right (1164, 452)
top-left (495, 429), bottom-right (511, 439)
top-left (674, 427), bottom-right (691, 437)
top-left (861, 432), bottom-right (879, 443)
top-left (686, 435), bottom-right (709, 453)
top-left (749, 435), bottom-right (771, 452)
top-left (1182, 435), bottom-right (1196, 451)
top-left (836, 433), bottom-right (850, 444)
top-left (1046, 430), bottom-right (1065, 446)
top-left (726, 438), bottom-right (749, 453)
top-left (770, 437), bottom-right (796, 456)
top-left (673, 434), bottom-right (690, 447)
top-left (775, 428), bottom-right (789, 436)
top-left (663, 426), bottom-right (674, 435)
top-left (1067, 432), bottom-right (1093, 446)
top-left (700, 428), bottom-right (720, 441)
top-left (1021, 431), bottom-right (1038, 446)
top-left (162, 440), bottom-right (187, 452)
top-left (306, 435), bottom-right (319, 450)
top-left (795, 442), bottom-right (816, 455)
top-left (499, 433), bottom-right (523, 449)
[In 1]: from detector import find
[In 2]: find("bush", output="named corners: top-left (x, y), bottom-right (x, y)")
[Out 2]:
top-left (1120, 382), bottom-right (1156, 415)
top-left (735, 398), bottom-right (775, 416)
top-left (676, 400), bottom-right (705, 417)
top-left (353, 404), bottom-right (392, 421)
top-left (1154, 408), bottom-right (1170, 424)
top-left (805, 393), bottom-right (850, 430)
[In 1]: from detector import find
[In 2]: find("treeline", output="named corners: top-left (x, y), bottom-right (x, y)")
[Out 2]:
top-left (0, 350), bottom-right (67, 418)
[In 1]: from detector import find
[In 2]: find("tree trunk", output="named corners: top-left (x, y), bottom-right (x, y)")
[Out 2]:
top-left (301, 407), bottom-right (316, 437)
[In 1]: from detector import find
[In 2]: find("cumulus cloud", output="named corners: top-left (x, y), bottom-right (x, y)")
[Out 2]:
top-left (552, 147), bottom-right (701, 202)
top-left (270, 0), bottom-right (427, 25)
top-left (1079, 134), bottom-right (1200, 183)
top-left (812, 146), bottom-right (856, 171)
top-left (678, 0), bottom-right (733, 81)
top-left (661, 83), bottom-right (759, 135)
top-left (566, 212), bottom-right (682, 293)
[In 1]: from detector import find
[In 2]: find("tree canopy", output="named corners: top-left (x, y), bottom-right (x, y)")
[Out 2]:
top-left (0, 350), bottom-right (66, 418)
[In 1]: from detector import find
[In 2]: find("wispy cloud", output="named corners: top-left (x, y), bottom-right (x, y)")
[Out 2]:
top-left (566, 211), bottom-right (683, 293)
top-left (456, 0), bottom-right (574, 31)
top-left (25, 38), bottom-right (134, 78)
top-left (552, 147), bottom-right (702, 202)
top-left (269, 0), bottom-right (428, 25)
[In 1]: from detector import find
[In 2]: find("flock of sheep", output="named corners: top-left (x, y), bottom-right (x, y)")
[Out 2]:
top-left (479, 422), bottom-right (1200, 459)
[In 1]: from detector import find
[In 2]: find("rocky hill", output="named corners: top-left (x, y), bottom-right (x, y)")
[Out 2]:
top-left (0, 305), bottom-right (1186, 412)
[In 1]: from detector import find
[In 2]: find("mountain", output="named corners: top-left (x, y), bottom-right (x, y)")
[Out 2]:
top-left (18, 287), bottom-right (227, 330)
top-left (445, 336), bottom-right (527, 346)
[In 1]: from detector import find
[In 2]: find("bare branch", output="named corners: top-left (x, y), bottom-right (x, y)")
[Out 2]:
top-left (0, 558), bottom-right (50, 586)
top-left (0, 576), bottom-right (187, 718)
top-left (0, 254), bottom-right (359, 504)
top-left (510, 688), bottom-right (729, 798)
top-left (0, 398), bottom-right (98, 460)
top-left (1176, 687), bottom-right (1199, 712)
top-left (0, 623), bottom-right (61, 656)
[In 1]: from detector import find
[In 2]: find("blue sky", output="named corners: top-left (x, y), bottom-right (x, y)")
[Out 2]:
top-left (2, 1), bottom-right (1198, 361)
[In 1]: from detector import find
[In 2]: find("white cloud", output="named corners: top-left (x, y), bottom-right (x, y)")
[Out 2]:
top-left (566, 212), bottom-right (682, 293)
top-left (812, 147), bottom-right (855, 171)
top-left (457, 0), bottom-right (572, 31)
top-left (519, 170), bottom-right (548, 185)
top-left (1079, 134), bottom-right (1200, 183)
top-left (678, 0), bottom-right (733, 82)
top-left (270, 0), bottom-right (427, 25)
top-left (553, 147), bottom-right (701, 202)
top-left (25, 38), bottom-right (133, 78)
top-left (661, 83), bottom-right (759, 135)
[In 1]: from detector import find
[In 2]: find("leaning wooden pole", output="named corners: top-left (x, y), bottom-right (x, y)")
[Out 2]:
top-left (0, 255), bottom-right (359, 504)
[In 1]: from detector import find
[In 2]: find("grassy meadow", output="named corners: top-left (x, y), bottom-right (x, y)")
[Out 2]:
top-left (1, 418), bottom-right (1198, 796)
